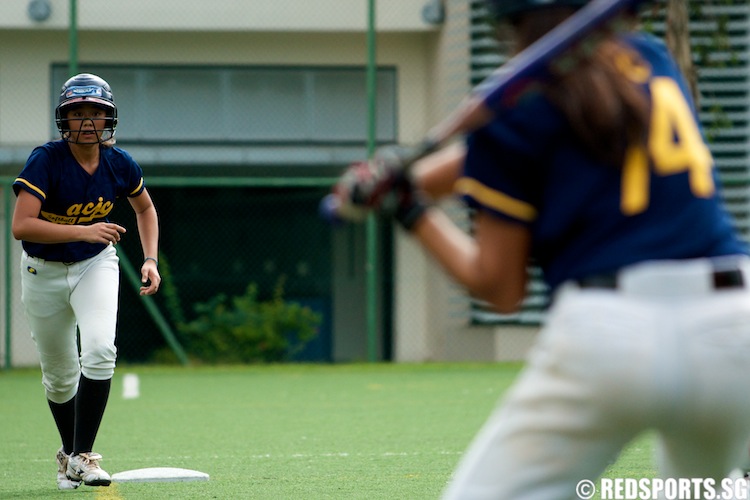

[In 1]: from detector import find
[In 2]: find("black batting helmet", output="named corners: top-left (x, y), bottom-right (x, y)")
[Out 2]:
top-left (55, 73), bottom-right (118, 142)
top-left (487, 0), bottom-right (589, 21)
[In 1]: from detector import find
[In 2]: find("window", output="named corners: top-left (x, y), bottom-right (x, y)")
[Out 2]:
top-left (52, 65), bottom-right (397, 144)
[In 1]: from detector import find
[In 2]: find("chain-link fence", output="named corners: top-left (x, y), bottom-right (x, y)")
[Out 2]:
top-left (112, 183), bottom-right (338, 363)
top-left (2, 0), bottom-right (501, 368)
top-left (7, 1), bottom-right (741, 367)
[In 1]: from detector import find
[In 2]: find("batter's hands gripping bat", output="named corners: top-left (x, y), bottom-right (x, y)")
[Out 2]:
top-left (321, 0), bottom-right (652, 223)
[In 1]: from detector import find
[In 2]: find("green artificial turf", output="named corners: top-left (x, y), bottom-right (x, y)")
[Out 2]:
top-left (0, 363), bottom-right (656, 499)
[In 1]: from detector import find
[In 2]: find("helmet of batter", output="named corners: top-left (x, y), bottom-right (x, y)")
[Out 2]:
top-left (486, 0), bottom-right (589, 21)
top-left (55, 73), bottom-right (118, 143)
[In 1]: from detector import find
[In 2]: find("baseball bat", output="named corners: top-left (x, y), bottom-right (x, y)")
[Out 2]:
top-left (321, 0), bottom-right (651, 223)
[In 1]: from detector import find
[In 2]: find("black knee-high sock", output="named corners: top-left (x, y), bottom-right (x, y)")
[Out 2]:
top-left (73, 375), bottom-right (111, 455)
top-left (48, 397), bottom-right (76, 454)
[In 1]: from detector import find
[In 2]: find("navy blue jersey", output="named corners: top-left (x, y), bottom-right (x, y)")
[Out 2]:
top-left (13, 140), bottom-right (145, 263)
top-left (459, 32), bottom-right (748, 291)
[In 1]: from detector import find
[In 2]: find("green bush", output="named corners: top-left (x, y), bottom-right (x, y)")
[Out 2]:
top-left (176, 279), bottom-right (321, 363)
top-left (155, 255), bottom-right (321, 364)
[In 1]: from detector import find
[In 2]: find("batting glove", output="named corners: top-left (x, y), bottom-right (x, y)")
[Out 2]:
top-left (329, 145), bottom-right (430, 230)
top-left (331, 158), bottom-right (402, 220)
top-left (391, 178), bottom-right (428, 231)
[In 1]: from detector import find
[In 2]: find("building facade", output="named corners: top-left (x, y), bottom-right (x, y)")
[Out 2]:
top-left (2, 1), bottom-right (747, 367)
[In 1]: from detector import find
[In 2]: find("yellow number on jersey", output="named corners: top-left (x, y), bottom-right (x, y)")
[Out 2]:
top-left (621, 77), bottom-right (714, 216)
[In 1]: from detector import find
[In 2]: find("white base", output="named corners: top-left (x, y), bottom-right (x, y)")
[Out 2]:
top-left (111, 467), bottom-right (209, 483)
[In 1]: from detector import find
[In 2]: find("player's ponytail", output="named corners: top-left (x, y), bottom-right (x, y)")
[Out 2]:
top-left (508, 8), bottom-right (650, 167)
top-left (547, 37), bottom-right (650, 166)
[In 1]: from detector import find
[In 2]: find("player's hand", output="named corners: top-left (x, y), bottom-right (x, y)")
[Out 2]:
top-left (140, 260), bottom-right (161, 296)
top-left (83, 222), bottom-right (126, 245)
top-left (329, 158), bottom-right (429, 231)
top-left (330, 147), bottom-right (412, 221)
top-left (330, 160), bottom-right (393, 221)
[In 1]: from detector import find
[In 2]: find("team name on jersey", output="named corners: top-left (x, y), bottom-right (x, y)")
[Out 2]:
top-left (41, 197), bottom-right (114, 225)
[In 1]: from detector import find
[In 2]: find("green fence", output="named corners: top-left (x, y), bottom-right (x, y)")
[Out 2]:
top-left (2, 175), bottom-right (397, 366)
top-left (114, 179), bottom-right (336, 363)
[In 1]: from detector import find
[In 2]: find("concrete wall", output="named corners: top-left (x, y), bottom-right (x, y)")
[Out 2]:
top-left (0, 30), bottom-right (438, 146)
top-left (0, 0), bottom-right (539, 367)
top-left (3, 0), bottom-right (435, 32)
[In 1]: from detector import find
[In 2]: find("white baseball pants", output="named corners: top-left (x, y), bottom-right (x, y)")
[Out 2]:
top-left (20, 245), bottom-right (120, 404)
top-left (442, 257), bottom-right (750, 500)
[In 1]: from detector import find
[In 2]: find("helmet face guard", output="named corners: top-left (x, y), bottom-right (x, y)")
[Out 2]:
top-left (55, 74), bottom-right (118, 144)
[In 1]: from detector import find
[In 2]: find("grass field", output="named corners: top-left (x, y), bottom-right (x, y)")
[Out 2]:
top-left (0, 363), bottom-right (656, 499)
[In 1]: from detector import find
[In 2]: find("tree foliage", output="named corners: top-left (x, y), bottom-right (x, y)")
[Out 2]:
top-left (641, 0), bottom-right (740, 137)
top-left (665, 0), bottom-right (698, 101)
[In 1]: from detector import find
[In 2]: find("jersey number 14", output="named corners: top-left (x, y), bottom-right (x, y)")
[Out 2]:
top-left (620, 77), bottom-right (715, 216)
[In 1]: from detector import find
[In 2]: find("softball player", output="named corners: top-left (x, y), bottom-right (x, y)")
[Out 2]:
top-left (11, 73), bottom-right (161, 489)
top-left (331, 1), bottom-right (750, 498)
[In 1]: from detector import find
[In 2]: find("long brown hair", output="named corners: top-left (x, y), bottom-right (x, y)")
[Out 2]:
top-left (508, 7), bottom-right (650, 167)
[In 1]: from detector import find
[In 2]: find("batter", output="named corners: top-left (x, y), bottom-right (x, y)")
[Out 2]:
top-left (330, 1), bottom-right (750, 498)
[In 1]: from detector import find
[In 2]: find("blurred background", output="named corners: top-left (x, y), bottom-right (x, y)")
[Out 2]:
top-left (0, 0), bottom-right (748, 368)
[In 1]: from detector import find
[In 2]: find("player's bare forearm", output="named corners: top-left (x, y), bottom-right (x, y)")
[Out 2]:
top-left (134, 206), bottom-right (160, 295)
top-left (128, 189), bottom-right (160, 260)
top-left (12, 215), bottom-right (79, 243)
top-left (12, 216), bottom-right (125, 245)
top-left (127, 189), bottom-right (160, 294)
top-left (135, 206), bottom-right (159, 260)
top-left (412, 209), bottom-right (529, 313)
top-left (12, 190), bottom-right (125, 245)
top-left (412, 208), bottom-right (478, 285)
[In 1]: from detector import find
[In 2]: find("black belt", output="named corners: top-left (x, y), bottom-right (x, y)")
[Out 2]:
top-left (576, 268), bottom-right (745, 290)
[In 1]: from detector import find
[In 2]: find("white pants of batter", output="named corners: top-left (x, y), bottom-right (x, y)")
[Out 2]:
top-left (20, 245), bottom-right (119, 404)
top-left (443, 257), bottom-right (750, 500)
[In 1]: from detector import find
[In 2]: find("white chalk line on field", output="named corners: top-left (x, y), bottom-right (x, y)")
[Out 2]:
top-left (21, 450), bottom-right (463, 464)
top-left (287, 451), bottom-right (463, 459)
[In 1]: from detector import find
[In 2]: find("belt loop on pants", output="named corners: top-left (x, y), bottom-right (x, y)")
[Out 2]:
top-left (713, 268), bottom-right (745, 289)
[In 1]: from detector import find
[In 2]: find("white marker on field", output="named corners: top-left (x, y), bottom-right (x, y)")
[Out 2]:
top-left (112, 467), bottom-right (209, 483)
top-left (122, 373), bottom-right (140, 399)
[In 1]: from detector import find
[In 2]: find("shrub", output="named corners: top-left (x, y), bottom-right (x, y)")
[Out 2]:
top-left (176, 278), bottom-right (321, 363)
top-left (154, 255), bottom-right (321, 364)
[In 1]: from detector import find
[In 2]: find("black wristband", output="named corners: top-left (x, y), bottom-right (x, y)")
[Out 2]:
top-left (395, 197), bottom-right (429, 231)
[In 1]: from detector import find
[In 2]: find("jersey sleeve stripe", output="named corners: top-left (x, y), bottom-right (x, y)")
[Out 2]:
top-left (455, 177), bottom-right (537, 222)
top-left (129, 177), bottom-right (144, 196)
top-left (14, 178), bottom-right (47, 200)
